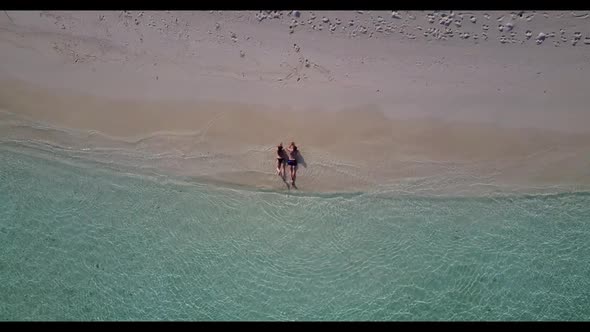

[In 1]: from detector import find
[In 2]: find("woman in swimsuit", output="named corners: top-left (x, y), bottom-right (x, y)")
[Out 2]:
top-left (287, 142), bottom-right (298, 185)
top-left (276, 143), bottom-right (286, 177)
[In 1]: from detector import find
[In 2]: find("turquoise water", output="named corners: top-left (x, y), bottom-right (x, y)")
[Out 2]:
top-left (1, 143), bottom-right (589, 321)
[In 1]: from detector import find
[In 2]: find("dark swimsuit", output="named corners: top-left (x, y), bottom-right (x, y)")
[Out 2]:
top-left (287, 159), bottom-right (297, 166)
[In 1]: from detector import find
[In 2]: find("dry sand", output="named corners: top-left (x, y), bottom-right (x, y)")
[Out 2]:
top-left (1, 11), bottom-right (590, 194)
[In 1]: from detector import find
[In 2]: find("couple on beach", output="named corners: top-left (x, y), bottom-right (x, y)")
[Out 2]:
top-left (276, 142), bottom-right (299, 186)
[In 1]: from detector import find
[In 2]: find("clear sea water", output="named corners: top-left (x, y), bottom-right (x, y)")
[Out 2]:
top-left (1, 142), bottom-right (589, 321)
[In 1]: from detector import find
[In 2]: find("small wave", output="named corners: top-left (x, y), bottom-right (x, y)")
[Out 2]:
top-left (2, 112), bottom-right (589, 199)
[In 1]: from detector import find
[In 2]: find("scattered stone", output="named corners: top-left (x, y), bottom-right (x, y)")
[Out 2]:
top-left (391, 11), bottom-right (401, 19)
top-left (585, 37), bottom-right (590, 45)
top-left (240, 50), bottom-right (245, 58)
top-left (525, 30), bottom-right (532, 39)
top-left (505, 22), bottom-right (514, 31)
top-left (470, 16), bottom-right (477, 23)
top-left (482, 24), bottom-right (489, 31)
top-left (292, 10), bottom-right (300, 18)
top-left (322, 17), bottom-right (329, 23)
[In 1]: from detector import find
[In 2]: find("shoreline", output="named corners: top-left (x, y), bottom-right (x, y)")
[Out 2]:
top-left (2, 78), bottom-right (590, 195)
top-left (2, 140), bottom-right (590, 199)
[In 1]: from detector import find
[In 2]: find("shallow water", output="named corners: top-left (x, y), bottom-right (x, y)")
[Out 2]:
top-left (1, 142), bottom-right (589, 321)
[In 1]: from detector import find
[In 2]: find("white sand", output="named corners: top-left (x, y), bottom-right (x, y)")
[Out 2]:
top-left (1, 10), bottom-right (590, 194)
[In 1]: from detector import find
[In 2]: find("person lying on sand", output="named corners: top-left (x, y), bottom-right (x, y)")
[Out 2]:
top-left (287, 142), bottom-right (299, 185)
top-left (276, 143), bottom-right (286, 177)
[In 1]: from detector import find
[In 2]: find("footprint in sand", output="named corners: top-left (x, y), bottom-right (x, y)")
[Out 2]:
top-left (427, 13), bottom-right (435, 23)
top-left (536, 32), bottom-right (547, 44)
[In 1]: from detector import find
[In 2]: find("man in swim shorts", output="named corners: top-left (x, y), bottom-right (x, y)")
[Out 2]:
top-left (287, 142), bottom-right (298, 186)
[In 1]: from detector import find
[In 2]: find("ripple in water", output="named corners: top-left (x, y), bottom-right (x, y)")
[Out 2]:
top-left (1, 145), bottom-right (589, 321)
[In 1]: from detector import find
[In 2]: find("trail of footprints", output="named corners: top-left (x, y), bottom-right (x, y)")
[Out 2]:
top-left (248, 10), bottom-right (590, 47)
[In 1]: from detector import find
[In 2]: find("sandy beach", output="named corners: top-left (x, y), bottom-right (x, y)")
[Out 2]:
top-left (1, 10), bottom-right (590, 194)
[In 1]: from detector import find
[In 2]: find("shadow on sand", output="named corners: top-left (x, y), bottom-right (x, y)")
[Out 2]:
top-left (289, 149), bottom-right (306, 190)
